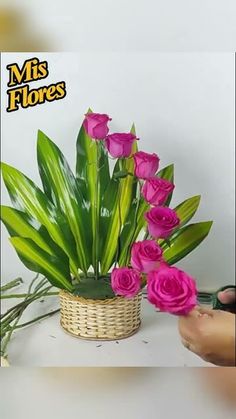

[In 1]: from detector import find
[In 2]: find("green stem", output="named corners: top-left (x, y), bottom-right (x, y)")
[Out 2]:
top-left (124, 180), bottom-right (142, 266)
top-left (1, 308), bottom-right (24, 356)
top-left (143, 228), bottom-right (150, 240)
top-left (0, 282), bottom-right (52, 330)
top-left (0, 278), bottom-right (23, 292)
top-left (0, 282), bottom-right (51, 321)
top-left (11, 309), bottom-right (60, 330)
top-left (1, 287), bottom-right (52, 330)
top-left (1, 291), bottom-right (58, 299)
top-left (94, 142), bottom-right (101, 280)
top-left (1, 274), bottom-right (40, 355)
top-left (114, 159), bottom-right (124, 267)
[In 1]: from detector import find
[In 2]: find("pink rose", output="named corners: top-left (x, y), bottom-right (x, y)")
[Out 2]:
top-left (131, 240), bottom-right (163, 273)
top-left (133, 151), bottom-right (160, 179)
top-left (142, 177), bottom-right (175, 206)
top-left (105, 133), bottom-right (136, 158)
top-left (111, 267), bottom-right (141, 298)
top-left (145, 207), bottom-right (180, 239)
top-left (83, 113), bottom-right (111, 139)
top-left (147, 266), bottom-right (197, 315)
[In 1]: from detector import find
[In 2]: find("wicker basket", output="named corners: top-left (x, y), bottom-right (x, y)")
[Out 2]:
top-left (59, 290), bottom-right (142, 340)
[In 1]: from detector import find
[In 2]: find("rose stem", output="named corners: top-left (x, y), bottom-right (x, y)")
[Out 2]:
top-left (0, 278), bottom-right (23, 292)
top-left (125, 179), bottom-right (142, 266)
top-left (1, 285), bottom-right (52, 327)
top-left (94, 141), bottom-right (101, 280)
top-left (1, 274), bottom-right (42, 356)
top-left (11, 309), bottom-right (60, 330)
top-left (1, 291), bottom-right (58, 299)
top-left (114, 158), bottom-right (124, 267)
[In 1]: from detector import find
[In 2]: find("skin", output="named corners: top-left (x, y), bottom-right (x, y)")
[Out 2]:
top-left (178, 289), bottom-right (236, 366)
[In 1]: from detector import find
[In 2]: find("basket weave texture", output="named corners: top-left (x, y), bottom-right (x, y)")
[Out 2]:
top-left (59, 290), bottom-right (142, 340)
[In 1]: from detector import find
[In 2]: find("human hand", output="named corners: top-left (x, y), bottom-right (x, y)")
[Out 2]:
top-left (217, 288), bottom-right (236, 313)
top-left (178, 307), bottom-right (236, 366)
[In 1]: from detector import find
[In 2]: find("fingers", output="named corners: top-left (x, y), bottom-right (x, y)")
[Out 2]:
top-left (218, 289), bottom-right (236, 305)
top-left (181, 338), bottom-right (195, 352)
top-left (178, 306), bottom-right (202, 318)
top-left (196, 307), bottom-right (214, 317)
top-left (178, 306), bottom-right (214, 342)
top-left (180, 306), bottom-right (213, 319)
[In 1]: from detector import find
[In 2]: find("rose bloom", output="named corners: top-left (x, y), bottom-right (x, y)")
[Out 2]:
top-left (111, 267), bottom-right (141, 298)
top-left (105, 133), bottom-right (136, 158)
top-left (142, 177), bottom-right (175, 206)
top-left (131, 240), bottom-right (163, 273)
top-left (147, 266), bottom-right (197, 315)
top-left (145, 206), bottom-right (180, 239)
top-left (133, 151), bottom-right (160, 179)
top-left (83, 113), bottom-right (111, 139)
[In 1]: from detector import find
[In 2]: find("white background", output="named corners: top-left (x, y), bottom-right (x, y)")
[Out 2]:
top-left (1, 0), bottom-right (236, 51)
top-left (1, 53), bottom-right (234, 291)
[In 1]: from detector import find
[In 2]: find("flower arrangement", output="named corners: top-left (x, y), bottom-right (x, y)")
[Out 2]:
top-left (1, 110), bottom-right (213, 339)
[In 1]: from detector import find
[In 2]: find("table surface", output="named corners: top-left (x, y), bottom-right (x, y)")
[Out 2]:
top-left (3, 291), bottom-right (210, 367)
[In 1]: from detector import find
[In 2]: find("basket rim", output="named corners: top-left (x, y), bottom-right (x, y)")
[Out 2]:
top-left (59, 289), bottom-right (142, 305)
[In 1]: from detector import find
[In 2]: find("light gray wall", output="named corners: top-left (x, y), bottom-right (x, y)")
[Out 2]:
top-left (1, 52), bottom-right (235, 290)
top-left (3, 0), bottom-right (236, 51)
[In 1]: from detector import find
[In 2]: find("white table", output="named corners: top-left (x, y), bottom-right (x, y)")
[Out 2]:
top-left (3, 292), bottom-right (210, 367)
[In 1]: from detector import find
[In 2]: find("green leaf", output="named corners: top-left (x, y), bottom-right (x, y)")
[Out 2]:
top-left (157, 163), bottom-right (174, 182)
top-left (100, 127), bottom-right (138, 274)
top-left (174, 195), bottom-right (201, 227)
top-left (99, 176), bottom-right (120, 274)
top-left (113, 170), bottom-right (129, 179)
top-left (76, 112), bottom-right (110, 270)
top-left (10, 237), bottom-right (73, 291)
top-left (157, 163), bottom-right (174, 206)
top-left (37, 130), bottom-right (91, 273)
top-left (1, 162), bottom-right (78, 276)
top-left (118, 197), bottom-right (139, 266)
top-left (73, 277), bottom-right (115, 300)
top-left (1, 206), bottom-right (53, 255)
top-left (162, 221), bottom-right (213, 265)
top-left (0, 205), bottom-right (69, 260)
top-left (118, 124), bottom-right (138, 224)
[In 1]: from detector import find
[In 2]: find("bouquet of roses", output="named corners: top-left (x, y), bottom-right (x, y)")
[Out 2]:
top-left (1, 110), bottom-right (213, 317)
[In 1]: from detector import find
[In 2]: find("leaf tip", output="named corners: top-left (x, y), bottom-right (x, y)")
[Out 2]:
top-left (130, 123), bottom-right (136, 135)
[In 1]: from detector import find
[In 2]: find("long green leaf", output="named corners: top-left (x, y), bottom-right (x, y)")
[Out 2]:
top-left (118, 197), bottom-right (139, 266)
top-left (157, 163), bottom-right (174, 206)
top-left (1, 206), bottom-right (53, 254)
top-left (114, 124), bottom-right (138, 224)
top-left (100, 128), bottom-right (138, 274)
top-left (37, 130), bottom-right (90, 273)
top-left (76, 113), bottom-right (110, 270)
top-left (10, 237), bottom-right (72, 291)
top-left (99, 176), bottom-right (120, 274)
top-left (0, 205), bottom-right (69, 260)
top-left (174, 195), bottom-right (201, 228)
top-left (162, 221), bottom-right (213, 265)
top-left (1, 162), bottom-right (78, 276)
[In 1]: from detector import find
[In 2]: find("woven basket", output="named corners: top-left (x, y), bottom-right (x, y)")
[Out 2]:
top-left (59, 290), bottom-right (142, 340)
